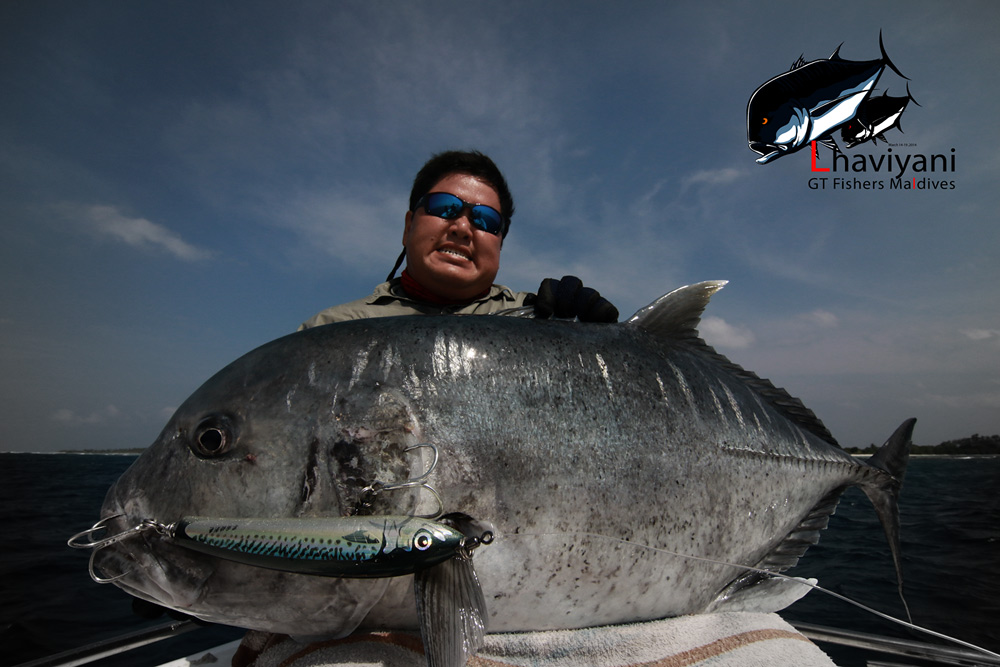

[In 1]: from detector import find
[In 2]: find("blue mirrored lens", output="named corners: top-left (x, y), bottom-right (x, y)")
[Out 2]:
top-left (423, 193), bottom-right (502, 236)
top-left (470, 207), bottom-right (502, 235)
top-left (425, 193), bottom-right (463, 218)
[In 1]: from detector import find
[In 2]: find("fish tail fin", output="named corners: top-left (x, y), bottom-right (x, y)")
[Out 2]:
top-left (859, 417), bottom-right (916, 622)
top-left (879, 30), bottom-right (909, 80)
top-left (906, 81), bottom-right (921, 107)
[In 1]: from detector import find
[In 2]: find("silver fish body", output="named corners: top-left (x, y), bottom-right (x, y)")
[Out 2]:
top-left (91, 281), bottom-right (911, 637)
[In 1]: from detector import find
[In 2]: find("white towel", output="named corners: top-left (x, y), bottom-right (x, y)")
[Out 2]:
top-left (232, 613), bottom-right (837, 666)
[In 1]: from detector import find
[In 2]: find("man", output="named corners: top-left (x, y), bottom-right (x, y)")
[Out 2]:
top-left (233, 151), bottom-right (830, 666)
top-left (299, 150), bottom-right (617, 328)
top-left (233, 150), bottom-right (619, 667)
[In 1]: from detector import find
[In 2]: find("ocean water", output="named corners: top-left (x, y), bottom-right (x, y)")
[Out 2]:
top-left (1, 454), bottom-right (244, 667)
top-left (1, 453), bottom-right (997, 666)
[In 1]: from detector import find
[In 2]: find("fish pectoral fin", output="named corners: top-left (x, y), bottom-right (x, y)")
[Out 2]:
top-left (414, 556), bottom-right (488, 667)
top-left (708, 573), bottom-right (817, 613)
top-left (755, 150), bottom-right (783, 164)
top-left (811, 91), bottom-right (866, 119)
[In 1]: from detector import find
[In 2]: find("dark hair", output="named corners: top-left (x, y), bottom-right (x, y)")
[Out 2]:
top-left (409, 150), bottom-right (515, 238)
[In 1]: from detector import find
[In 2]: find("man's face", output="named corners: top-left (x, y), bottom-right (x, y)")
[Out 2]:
top-left (402, 172), bottom-right (503, 301)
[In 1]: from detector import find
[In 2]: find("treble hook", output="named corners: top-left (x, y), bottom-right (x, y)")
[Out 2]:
top-left (352, 444), bottom-right (444, 519)
top-left (68, 514), bottom-right (168, 584)
top-left (381, 443), bottom-right (439, 488)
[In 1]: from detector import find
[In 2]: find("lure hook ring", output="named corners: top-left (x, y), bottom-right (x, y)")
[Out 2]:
top-left (68, 515), bottom-right (169, 584)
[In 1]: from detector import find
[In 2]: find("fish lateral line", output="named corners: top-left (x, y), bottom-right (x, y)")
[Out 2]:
top-left (501, 529), bottom-right (999, 662)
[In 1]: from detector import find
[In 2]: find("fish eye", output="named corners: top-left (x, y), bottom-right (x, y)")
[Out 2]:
top-left (191, 414), bottom-right (238, 458)
top-left (761, 118), bottom-right (768, 125)
top-left (413, 530), bottom-right (433, 551)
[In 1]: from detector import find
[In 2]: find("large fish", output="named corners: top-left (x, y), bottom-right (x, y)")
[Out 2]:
top-left (747, 33), bottom-right (907, 164)
top-left (81, 282), bottom-right (913, 647)
top-left (840, 85), bottom-right (918, 149)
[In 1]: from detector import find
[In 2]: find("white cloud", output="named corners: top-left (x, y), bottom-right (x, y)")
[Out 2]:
top-left (799, 309), bottom-right (839, 328)
top-left (51, 404), bottom-right (121, 425)
top-left (962, 328), bottom-right (1000, 342)
top-left (271, 190), bottom-right (408, 271)
top-left (912, 391), bottom-right (1000, 410)
top-left (680, 168), bottom-right (745, 191)
top-left (85, 205), bottom-right (211, 261)
top-left (700, 316), bottom-right (755, 349)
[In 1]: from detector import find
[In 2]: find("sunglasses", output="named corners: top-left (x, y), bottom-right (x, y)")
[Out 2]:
top-left (414, 192), bottom-right (505, 236)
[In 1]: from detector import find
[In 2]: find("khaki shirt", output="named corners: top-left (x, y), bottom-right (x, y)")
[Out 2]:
top-left (299, 279), bottom-right (535, 329)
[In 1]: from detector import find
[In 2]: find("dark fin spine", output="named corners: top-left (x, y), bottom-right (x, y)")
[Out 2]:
top-left (414, 556), bottom-right (488, 667)
top-left (859, 417), bottom-right (916, 622)
top-left (757, 485), bottom-right (843, 573)
top-left (627, 282), bottom-right (839, 447)
top-left (707, 485), bottom-right (844, 613)
top-left (879, 31), bottom-right (909, 80)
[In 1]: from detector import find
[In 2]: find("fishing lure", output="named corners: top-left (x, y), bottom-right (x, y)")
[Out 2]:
top-left (169, 515), bottom-right (478, 577)
top-left (70, 514), bottom-right (491, 580)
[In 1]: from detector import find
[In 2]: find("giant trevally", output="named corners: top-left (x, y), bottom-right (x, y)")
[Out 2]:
top-left (840, 85), bottom-right (919, 149)
top-left (748, 33), bottom-right (907, 164)
top-left (76, 282), bottom-right (913, 658)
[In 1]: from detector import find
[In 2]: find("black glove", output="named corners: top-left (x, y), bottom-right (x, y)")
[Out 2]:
top-left (534, 276), bottom-right (619, 322)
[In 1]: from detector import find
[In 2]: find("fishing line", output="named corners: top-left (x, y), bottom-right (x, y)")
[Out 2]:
top-left (506, 530), bottom-right (1000, 661)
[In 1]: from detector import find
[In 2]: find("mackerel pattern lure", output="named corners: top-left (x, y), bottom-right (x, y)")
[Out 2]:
top-left (172, 515), bottom-right (467, 577)
top-left (67, 443), bottom-right (492, 580)
top-left (69, 514), bottom-right (491, 580)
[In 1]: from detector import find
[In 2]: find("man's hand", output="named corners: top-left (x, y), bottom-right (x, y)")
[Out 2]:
top-left (534, 276), bottom-right (619, 322)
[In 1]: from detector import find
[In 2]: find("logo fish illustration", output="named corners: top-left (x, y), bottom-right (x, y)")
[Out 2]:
top-left (840, 84), bottom-right (919, 148)
top-left (747, 32), bottom-right (907, 164)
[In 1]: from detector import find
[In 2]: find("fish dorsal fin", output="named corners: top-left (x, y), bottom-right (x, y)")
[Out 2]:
top-left (789, 55), bottom-right (806, 71)
top-left (628, 282), bottom-right (840, 447)
top-left (829, 42), bottom-right (845, 60)
top-left (625, 281), bottom-right (727, 340)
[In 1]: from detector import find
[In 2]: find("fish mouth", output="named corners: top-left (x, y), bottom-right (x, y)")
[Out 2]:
top-left (750, 143), bottom-right (786, 164)
top-left (90, 499), bottom-right (216, 612)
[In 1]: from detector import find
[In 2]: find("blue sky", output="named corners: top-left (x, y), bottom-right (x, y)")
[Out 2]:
top-left (2, 1), bottom-right (998, 453)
